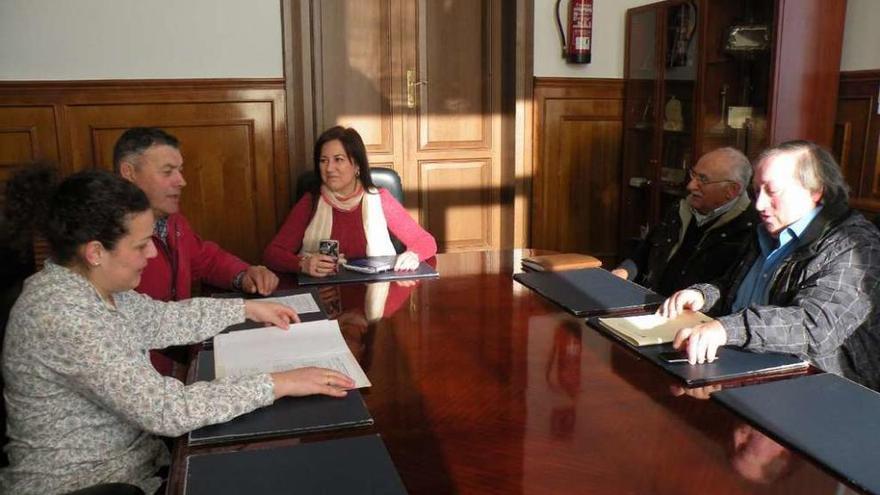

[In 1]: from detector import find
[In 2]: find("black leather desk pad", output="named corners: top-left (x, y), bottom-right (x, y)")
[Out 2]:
top-left (514, 268), bottom-right (665, 317)
top-left (298, 258), bottom-right (438, 285)
top-left (188, 350), bottom-right (373, 446)
top-left (184, 434), bottom-right (407, 495)
top-left (587, 317), bottom-right (808, 386)
top-left (714, 373), bottom-right (880, 494)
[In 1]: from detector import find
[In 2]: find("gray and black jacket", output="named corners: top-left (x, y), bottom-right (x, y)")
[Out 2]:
top-left (694, 198), bottom-right (880, 390)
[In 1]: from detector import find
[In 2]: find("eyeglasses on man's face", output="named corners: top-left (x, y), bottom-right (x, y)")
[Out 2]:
top-left (688, 168), bottom-right (737, 186)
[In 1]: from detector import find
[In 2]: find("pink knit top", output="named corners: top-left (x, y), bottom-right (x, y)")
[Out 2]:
top-left (263, 189), bottom-right (437, 273)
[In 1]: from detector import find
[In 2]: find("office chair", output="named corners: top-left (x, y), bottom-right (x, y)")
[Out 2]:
top-left (295, 167), bottom-right (404, 204)
top-left (294, 167), bottom-right (405, 253)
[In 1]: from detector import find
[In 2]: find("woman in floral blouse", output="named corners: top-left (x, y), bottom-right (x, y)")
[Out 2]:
top-left (0, 167), bottom-right (354, 495)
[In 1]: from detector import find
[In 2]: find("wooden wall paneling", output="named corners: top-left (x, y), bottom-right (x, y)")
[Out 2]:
top-left (835, 70), bottom-right (880, 217)
top-left (0, 106), bottom-right (61, 205)
top-left (0, 80), bottom-right (288, 265)
top-left (532, 78), bottom-right (624, 261)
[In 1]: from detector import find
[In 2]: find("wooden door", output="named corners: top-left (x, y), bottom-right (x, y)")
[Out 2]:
top-left (311, 0), bottom-right (502, 252)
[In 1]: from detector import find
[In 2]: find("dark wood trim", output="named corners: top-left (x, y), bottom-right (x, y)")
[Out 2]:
top-left (533, 77), bottom-right (625, 93)
top-left (0, 78), bottom-right (284, 90)
top-left (511, 0), bottom-right (534, 248)
top-left (840, 69), bottom-right (880, 82)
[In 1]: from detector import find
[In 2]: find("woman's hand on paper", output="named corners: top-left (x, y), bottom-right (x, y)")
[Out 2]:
top-left (610, 268), bottom-right (629, 280)
top-left (244, 301), bottom-right (300, 328)
top-left (270, 367), bottom-right (355, 399)
top-left (672, 320), bottom-right (727, 364)
top-left (657, 289), bottom-right (705, 320)
top-left (301, 253), bottom-right (339, 277)
top-left (394, 251), bottom-right (419, 271)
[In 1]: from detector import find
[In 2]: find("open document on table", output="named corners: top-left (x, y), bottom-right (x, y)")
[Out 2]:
top-left (213, 320), bottom-right (370, 388)
top-left (258, 292), bottom-right (322, 314)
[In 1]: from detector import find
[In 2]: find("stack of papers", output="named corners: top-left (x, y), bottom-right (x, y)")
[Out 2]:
top-left (214, 320), bottom-right (371, 388)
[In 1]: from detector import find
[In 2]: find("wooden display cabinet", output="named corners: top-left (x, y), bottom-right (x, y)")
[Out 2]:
top-left (620, 0), bottom-right (846, 251)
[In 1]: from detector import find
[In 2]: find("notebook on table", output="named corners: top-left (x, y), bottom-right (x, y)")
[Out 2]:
top-left (299, 256), bottom-right (438, 285)
top-left (597, 311), bottom-right (713, 346)
top-left (521, 253), bottom-right (602, 272)
top-left (187, 350), bottom-right (373, 446)
top-left (714, 373), bottom-right (880, 495)
top-left (184, 434), bottom-right (407, 495)
top-left (513, 268), bottom-right (665, 317)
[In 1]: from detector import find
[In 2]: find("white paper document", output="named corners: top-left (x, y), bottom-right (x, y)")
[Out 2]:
top-left (213, 320), bottom-right (370, 388)
top-left (260, 293), bottom-right (322, 314)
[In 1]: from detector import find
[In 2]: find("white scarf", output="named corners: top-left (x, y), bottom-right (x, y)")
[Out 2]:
top-left (300, 184), bottom-right (396, 257)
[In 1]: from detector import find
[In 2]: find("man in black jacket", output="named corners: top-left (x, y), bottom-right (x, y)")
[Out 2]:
top-left (613, 147), bottom-right (758, 296)
top-left (661, 141), bottom-right (880, 390)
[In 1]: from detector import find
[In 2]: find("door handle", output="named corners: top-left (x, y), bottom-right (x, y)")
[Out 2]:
top-left (406, 69), bottom-right (427, 109)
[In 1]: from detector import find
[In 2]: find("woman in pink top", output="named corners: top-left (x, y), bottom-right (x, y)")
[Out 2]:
top-left (263, 126), bottom-right (437, 277)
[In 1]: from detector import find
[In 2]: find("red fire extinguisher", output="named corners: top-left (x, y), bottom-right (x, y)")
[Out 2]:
top-left (555, 0), bottom-right (593, 64)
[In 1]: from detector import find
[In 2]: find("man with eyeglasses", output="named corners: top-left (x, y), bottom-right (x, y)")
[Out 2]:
top-left (659, 141), bottom-right (880, 390)
top-left (612, 147), bottom-right (757, 296)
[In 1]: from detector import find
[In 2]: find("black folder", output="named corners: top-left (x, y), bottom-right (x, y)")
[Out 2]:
top-left (514, 268), bottom-right (665, 317)
top-left (184, 434), bottom-right (407, 495)
top-left (714, 373), bottom-right (880, 494)
top-left (188, 350), bottom-right (373, 446)
top-left (298, 257), bottom-right (439, 286)
top-left (633, 342), bottom-right (808, 386)
top-left (586, 317), bottom-right (809, 386)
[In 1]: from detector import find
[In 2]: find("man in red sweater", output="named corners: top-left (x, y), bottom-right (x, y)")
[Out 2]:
top-left (114, 127), bottom-right (279, 373)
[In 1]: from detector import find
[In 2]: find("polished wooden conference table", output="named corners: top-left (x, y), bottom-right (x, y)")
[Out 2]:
top-left (168, 250), bottom-right (861, 495)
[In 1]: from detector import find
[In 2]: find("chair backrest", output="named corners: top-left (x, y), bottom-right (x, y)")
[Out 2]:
top-left (294, 167), bottom-right (404, 204)
top-left (294, 168), bottom-right (405, 253)
top-left (368, 167), bottom-right (404, 204)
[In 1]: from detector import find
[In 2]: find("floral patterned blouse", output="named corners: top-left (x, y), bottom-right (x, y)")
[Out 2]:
top-left (1, 262), bottom-right (275, 495)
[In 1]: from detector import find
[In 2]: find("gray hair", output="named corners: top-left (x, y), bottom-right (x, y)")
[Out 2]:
top-left (710, 147), bottom-right (753, 189)
top-left (756, 140), bottom-right (849, 204)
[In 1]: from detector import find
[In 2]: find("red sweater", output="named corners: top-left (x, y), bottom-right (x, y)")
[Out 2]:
top-left (137, 213), bottom-right (249, 376)
top-left (138, 213), bottom-right (249, 301)
top-left (263, 189), bottom-right (437, 273)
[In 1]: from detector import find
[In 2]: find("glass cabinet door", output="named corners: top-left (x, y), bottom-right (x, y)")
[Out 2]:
top-left (621, 7), bottom-right (660, 244)
top-left (659, 0), bottom-right (698, 212)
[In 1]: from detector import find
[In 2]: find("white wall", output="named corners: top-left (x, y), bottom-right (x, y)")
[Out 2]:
top-left (537, 0), bottom-right (880, 78)
top-left (840, 0), bottom-right (880, 71)
top-left (0, 0), bottom-right (283, 80)
top-left (2, 0), bottom-right (875, 81)
top-left (533, 0), bottom-right (656, 78)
